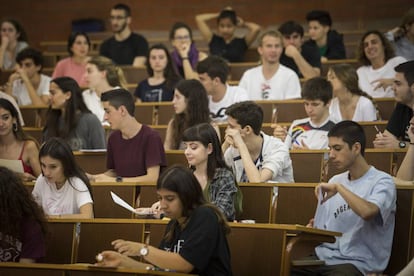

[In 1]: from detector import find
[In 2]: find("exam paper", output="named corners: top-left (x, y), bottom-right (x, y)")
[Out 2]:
top-left (110, 191), bottom-right (139, 214)
top-left (0, 159), bottom-right (24, 173)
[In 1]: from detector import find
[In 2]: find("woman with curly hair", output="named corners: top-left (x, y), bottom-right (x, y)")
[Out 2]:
top-left (164, 79), bottom-right (219, 150)
top-left (0, 166), bottom-right (47, 262)
top-left (356, 30), bottom-right (406, 98)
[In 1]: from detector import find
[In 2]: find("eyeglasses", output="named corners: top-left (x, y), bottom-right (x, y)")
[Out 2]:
top-left (109, 16), bottom-right (127, 21)
top-left (174, 35), bottom-right (190, 40)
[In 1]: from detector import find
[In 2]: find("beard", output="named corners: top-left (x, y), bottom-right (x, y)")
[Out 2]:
top-left (113, 21), bottom-right (128, 34)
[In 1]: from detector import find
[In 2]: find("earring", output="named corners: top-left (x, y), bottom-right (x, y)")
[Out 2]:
top-left (13, 123), bottom-right (18, 132)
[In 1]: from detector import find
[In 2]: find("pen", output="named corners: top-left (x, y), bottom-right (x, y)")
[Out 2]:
top-left (374, 126), bottom-right (383, 137)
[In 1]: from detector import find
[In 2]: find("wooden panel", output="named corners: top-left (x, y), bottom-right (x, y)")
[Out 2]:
top-left (73, 151), bottom-right (107, 174)
top-left (92, 185), bottom-right (137, 218)
top-left (275, 184), bottom-right (317, 226)
top-left (290, 150), bottom-right (325, 183)
top-left (120, 66), bottom-right (147, 85)
top-left (156, 104), bottom-right (174, 125)
top-left (228, 62), bottom-right (257, 81)
top-left (376, 98), bottom-right (396, 121)
top-left (238, 184), bottom-right (273, 223)
top-left (134, 104), bottom-right (154, 125)
top-left (45, 221), bottom-right (77, 264)
top-left (385, 186), bottom-right (414, 275)
top-left (76, 220), bottom-right (144, 263)
top-left (20, 106), bottom-right (48, 127)
top-left (227, 224), bottom-right (284, 276)
top-left (165, 150), bottom-right (187, 167)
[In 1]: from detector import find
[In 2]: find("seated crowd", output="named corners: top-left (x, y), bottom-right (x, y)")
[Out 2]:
top-left (1, 3), bottom-right (414, 276)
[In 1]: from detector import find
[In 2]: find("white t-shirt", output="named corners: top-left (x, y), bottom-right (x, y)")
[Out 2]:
top-left (314, 166), bottom-right (396, 274)
top-left (329, 96), bottom-right (377, 122)
top-left (12, 74), bottom-right (51, 106)
top-left (357, 56), bottom-right (407, 98)
top-left (285, 117), bottom-right (336, 149)
top-left (209, 85), bottom-right (249, 123)
top-left (32, 175), bottom-right (93, 216)
top-left (239, 65), bottom-right (301, 100)
top-left (224, 132), bottom-right (294, 183)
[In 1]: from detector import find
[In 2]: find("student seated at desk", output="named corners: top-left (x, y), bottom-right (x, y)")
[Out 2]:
top-left (0, 166), bottom-right (46, 263)
top-left (293, 121), bottom-right (396, 275)
top-left (32, 137), bottom-right (94, 219)
top-left (0, 98), bottom-right (40, 181)
top-left (222, 101), bottom-right (294, 184)
top-left (90, 89), bottom-right (166, 183)
top-left (272, 77), bottom-right (335, 149)
top-left (139, 123), bottom-right (241, 221)
top-left (96, 165), bottom-right (232, 275)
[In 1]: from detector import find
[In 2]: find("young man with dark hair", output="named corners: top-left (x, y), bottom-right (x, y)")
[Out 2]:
top-left (196, 55), bottom-right (249, 122)
top-left (374, 60), bottom-right (414, 149)
top-left (273, 77), bottom-right (335, 149)
top-left (99, 3), bottom-right (149, 67)
top-left (303, 10), bottom-right (346, 61)
top-left (292, 120), bottom-right (396, 275)
top-left (239, 29), bottom-right (301, 100)
top-left (91, 88), bottom-right (166, 183)
top-left (222, 101), bottom-right (293, 184)
top-left (5, 47), bottom-right (50, 106)
top-left (278, 20), bottom-right (321, 79)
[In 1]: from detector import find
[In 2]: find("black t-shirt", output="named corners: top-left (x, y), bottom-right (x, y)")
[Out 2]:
top-left (99, 33), bottom-right (149, 65)
top-left (209, 34), bottom-right (247, 62)
top-left (302, 30), bottom-right (346, 60)
top-left (134, 79), bottom-right (174, 102)
top-left (159, 206), bottom-right (232, 276)
top-left (280, 43), bottom-right (321, 78)
top-left (386, 103), bottom-right (413, 141)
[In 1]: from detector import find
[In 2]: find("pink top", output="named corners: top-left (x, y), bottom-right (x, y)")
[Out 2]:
top-left (52, 57), bottom-right (87, 87)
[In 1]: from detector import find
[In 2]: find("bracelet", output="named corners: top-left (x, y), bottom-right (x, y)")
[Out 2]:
top-left (410, 142), bottom-right (414, 145)
top-left (182, 57), bottom-right (189, 60)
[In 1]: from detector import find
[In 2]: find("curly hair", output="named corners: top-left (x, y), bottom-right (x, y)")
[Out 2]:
top-left (171, 79), bottom-right (211, 149)
top-left (357, 30), bottom-right (395, 66)
top-left (0, 166), bottom-right (47, 243)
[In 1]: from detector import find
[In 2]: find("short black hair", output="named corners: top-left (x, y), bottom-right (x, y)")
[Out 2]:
top-left (112, 3), bottom-right (131, 17)
top-left (395, 60), bottom-right (414, 87)
top-left (225, 101), bottom-right (263, 135)
top-left (218, 9), bottom-right (237, 25)
top-left (16, 47), bottom-right (43, 71)
top-left (301, 77), bottom-right (333, 105)
top-left (328, 120), bottom-right (366, 156)
top-left (306, 10), bottom-right (332, 27)
top-left (101, 88), bottom-right (135, 116)
top-left (196, 55), bottom-right (229, 83)
top-left (278, 21), bottom-right (304, 37)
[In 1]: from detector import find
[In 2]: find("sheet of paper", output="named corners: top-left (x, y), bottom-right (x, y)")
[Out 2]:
top-left (110, 191), bottom-right (139, 214)
top-left (0, 159), bottom-right (24, 173)
top-left (313, 187), bottom-right (325, 229)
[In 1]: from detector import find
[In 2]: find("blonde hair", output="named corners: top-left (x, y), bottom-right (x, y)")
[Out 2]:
top-left (87, 56), bottom-right (128, 89)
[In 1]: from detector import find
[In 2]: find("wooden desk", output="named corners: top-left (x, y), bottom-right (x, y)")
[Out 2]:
top-left (19, 105), bottom-right (48, 127)
top-left (386, 185), bottom-right (414, 275)
top-left (0, 262), bottom-right (192, 275)
top-left (146, 221), bottom-right (340, 276)
top-left (73, 151), bottom-right (107, 174)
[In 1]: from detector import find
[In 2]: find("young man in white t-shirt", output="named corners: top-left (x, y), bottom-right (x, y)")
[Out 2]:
top-left (222, 101), bottom-right (293, 184)
top-left (5, 47), bottom-right (50, 106)
top-left (197, 55), bottom-right (249, 122)
top-left (273, 77), bottom-right (335, 149)
top-left (239, 29), bottom-right (301, 100)
top-left (292, 121), bottom-right (396, 275)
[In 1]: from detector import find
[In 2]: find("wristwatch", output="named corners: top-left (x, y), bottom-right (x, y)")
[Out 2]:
top-left (115, 176), bottom-right (123, 182)
top-left (399, 141), bottom-right (407, 149)
top-left (140, 245), bottom-right (149, 257)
